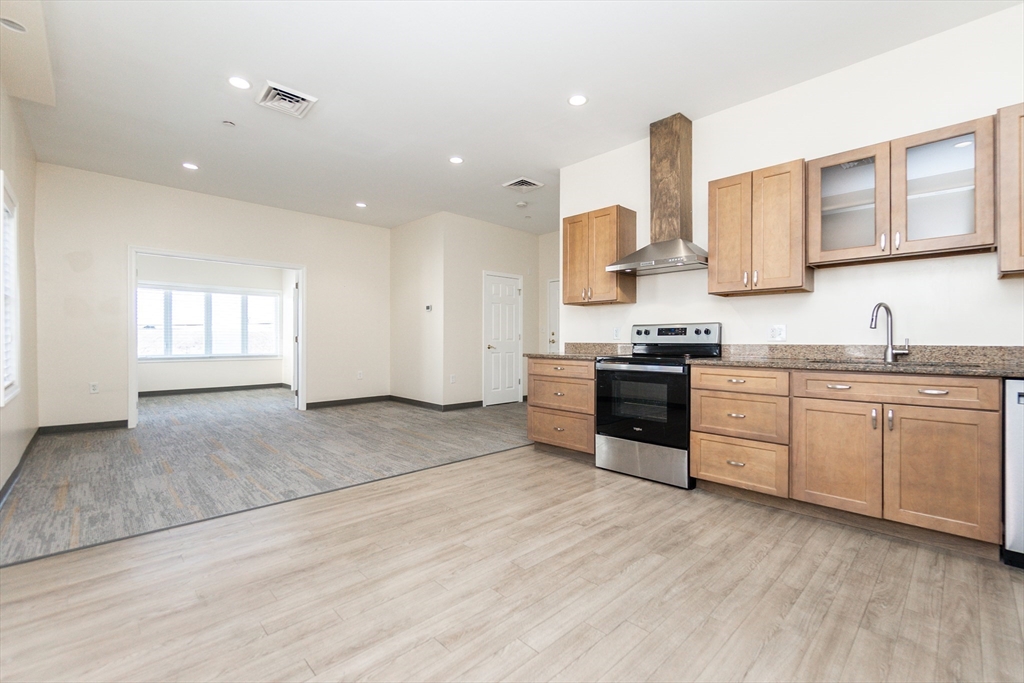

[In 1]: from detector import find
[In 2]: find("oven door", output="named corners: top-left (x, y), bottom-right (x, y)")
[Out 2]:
top-left (595, 362), bottom-right (689, 449)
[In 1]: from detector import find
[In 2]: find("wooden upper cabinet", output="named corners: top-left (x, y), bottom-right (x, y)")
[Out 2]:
top-left (707, 160), bottom-right (811, 295)
top-left (998, 102), bottom-right (1024, 276)
top-left (883, 404), bottom-right (1001, 543)
top-left (891, 116), bottom-right (995, 256)
top-left (808, 142), bottom-right (891, 265)
top-left (561, 205), bottom-right (636, 305)
top-left (790, 397), bottom-right (883, 518)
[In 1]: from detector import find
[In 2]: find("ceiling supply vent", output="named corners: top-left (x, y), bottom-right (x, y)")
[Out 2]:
top-left (502, 177), bottom-right (544, 194)
top-left (255, 81), bottom-right (318, 118)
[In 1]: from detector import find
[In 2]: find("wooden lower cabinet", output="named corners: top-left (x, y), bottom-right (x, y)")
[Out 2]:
top-left (884, 404), bottom-right (1002, 543)
top-left (690, 432), bottom-right (789, 498)
top-left (790, 398), bottom-right (883, 517)
top-left (526, 358), bottom-right (595, 454)
top-left (527, 406), bottom-right (595, 454)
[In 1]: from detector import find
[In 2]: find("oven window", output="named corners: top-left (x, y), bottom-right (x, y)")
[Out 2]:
top-left (612, 379), bottom-right (668, 423)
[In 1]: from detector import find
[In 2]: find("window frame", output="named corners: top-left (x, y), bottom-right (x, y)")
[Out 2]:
top-left (137, 281), bottom-right (282, 362)
top-left (0, 171), bottom-right (20, 407)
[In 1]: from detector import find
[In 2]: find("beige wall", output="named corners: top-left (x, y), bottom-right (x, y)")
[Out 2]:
top-left (561, 7), bottom-right (1024, 347)
top-left (537, 231), bottom-right (560, 354)
top-left (441, 213), bottom-right (539, 405)
top-left (135, 254), bottom-right (288, 393)
top-left (389, 214), bottom-right (445, 405)
top-left (34, 164), bottom-right (391, 426)
top-left (0, 85), bottom-right (39, 487)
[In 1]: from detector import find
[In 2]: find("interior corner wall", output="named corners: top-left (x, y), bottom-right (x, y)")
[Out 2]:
top-left (441, 213), bottom-right (540, 406)
top-left (560, 6), bottom-right (1024, 347)
top-left (0, 87), bottom-right (39, 487)
top-left (389, 214), bottom-right (445, 405)
top-left (33, 164), bottom-right (391, 426)
top-left (537, 230), bottom-right (561, 353)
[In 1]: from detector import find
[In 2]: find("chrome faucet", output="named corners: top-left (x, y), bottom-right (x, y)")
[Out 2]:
top-left (870, 302), bottom-right (910, 363)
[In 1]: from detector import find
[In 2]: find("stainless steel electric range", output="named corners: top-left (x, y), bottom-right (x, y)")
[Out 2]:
top-left (595, 323), bottom-right (722, 489)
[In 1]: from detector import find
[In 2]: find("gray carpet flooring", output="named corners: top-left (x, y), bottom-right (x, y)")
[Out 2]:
top-left (0, 389), bottom-right (530, 566)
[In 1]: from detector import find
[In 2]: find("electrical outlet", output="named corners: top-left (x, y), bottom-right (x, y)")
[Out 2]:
top-left (89, 382), bottom-right (99, 394)
top-left (613, 327), bottom-right (620, 340)
top-left (356, 371), bottom-right (363, 380)
top-left (450, 374), bottom-right (456, 384)
top-left (768, 325), bottom-right (787, 342)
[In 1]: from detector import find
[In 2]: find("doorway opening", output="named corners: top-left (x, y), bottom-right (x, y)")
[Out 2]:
top-left (127, 248), bottom-right (306, 428)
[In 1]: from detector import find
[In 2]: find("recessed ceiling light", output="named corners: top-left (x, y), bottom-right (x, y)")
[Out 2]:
top-left (228, 76), bottom-right (251, 90)
top-left (568, 95), bottom-right (588, 106)
top-left (449, 156), bottom-right (464, 164)
top-left (222, 120), bottom-right (236, 127)
top-left (182, 163), bottom-right (199, 170)
top-left (0, 18), bottom-right (27, 33)
top-left (953, 140), bottom-right (973, 148)
top-left (355, 202), bottom-right (367, 208)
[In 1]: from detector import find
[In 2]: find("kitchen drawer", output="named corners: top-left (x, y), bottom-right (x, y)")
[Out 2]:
top-left (690, 366), bottom-right (789, 396)
top-left (690, 431), bottom-right (789, 498)
top-left (528, 376), bottom-right (594, 415)
top-left (528, 358), bottom-right (595, 380)
top-left (528, 406), bottom-right (595, 454)
top-left (691, 389), bottom-right (789, 444)
top-left (791, 372), bottom-right (1000, 411)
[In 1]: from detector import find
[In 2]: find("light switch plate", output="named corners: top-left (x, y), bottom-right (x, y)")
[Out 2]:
top-left (613, 327), bottom-right (620, 340)
top-left (769, 325), bottom-right (787, 342)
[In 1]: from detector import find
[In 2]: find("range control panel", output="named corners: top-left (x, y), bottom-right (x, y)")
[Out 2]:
top-left (631, 323), bottom-right (722, 344)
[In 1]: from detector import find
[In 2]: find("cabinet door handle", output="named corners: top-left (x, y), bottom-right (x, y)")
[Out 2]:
top-left (588, 287), bottom-right (592, 300)
top-left (880, 232), bottom-right (886, 251)
top-left (895, 231), bottom-right (901, 250)
top-left (553, 427), bottom-right (565, 432)
top-left (918, 389), bottom-right (949, 395)
top-left (826, 384), bottom-right (851, 390)
top-left (871, 408), bottom-right (877, 429)
top-left (726, 460), bottom-right (745, 467)
top-left (727, 413), bottom-right (746, 419)
top-left (553, 392), bottom-right (565, 396)
top-left (753, 270), bottom-right (758, 287)
top-left (743, 271), bottom-right (748, 286)
top-left (888, 409), bottom-right (894, 431)
top-left (581, 289), bottom-right (586, 300)
top-left (727, 378), bottom-right (746, 384)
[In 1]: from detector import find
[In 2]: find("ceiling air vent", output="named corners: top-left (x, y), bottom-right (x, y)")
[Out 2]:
top-left (502, 177), bottom-right (544, 194)
top-left (256, 81), bottom-right (318, 119)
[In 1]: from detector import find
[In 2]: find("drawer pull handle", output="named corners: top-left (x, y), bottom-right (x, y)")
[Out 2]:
top-left (888, 409), bottom-right (894, 431)
top-left (553, 392), bottom-right (565, 396)
top-left (826, 384), bottom-right (851, 390)
top-left (727, 413), bottom-right (746, 419)
top-left (727, 379), bottom-right (746, 384)
top-left (554, 427), bottom-right (565, 432)
top-left (918, 389), bottom-right (949, 395)
top-left (871, 408), bottom-right (877, 429)
top-left (553, 366), bottom-right (564, 371)
top-left (726, 460), bottom-right (745, 467)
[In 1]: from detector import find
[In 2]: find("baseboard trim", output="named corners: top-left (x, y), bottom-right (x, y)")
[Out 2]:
top-left (306, 395), bottom-right (390, 409)
top-left (140, 383), bottom-right (289, 397)
top-left (37, 420), bottom-right (129, 435)
top-left (0, 429), bottom-right (38, 509)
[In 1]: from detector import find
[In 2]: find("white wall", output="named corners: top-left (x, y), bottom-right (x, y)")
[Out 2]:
top-left (390, 214), bottom-right (445, 405)
top-left (282, 269), bottom-right (297, 388)
top-left (442, 213), bottom-right (539, 405)
top-left (135, 254), bottom-right (287, 393)
top-left (34, 164), bottom-right (391, 426)
top-left (537, 231), bottom-right (560, 353)
top-left (0, 85), bottom-right (39, 487)
top-left (560, 6), bottom-right (1024, 348)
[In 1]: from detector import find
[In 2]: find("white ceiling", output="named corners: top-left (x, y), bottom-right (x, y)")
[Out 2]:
top-left (14, 0), bottom-right (1017, 234)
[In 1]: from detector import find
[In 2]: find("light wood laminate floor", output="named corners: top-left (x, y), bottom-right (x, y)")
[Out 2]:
top-left (1, 445), bottom-right (1021, 682)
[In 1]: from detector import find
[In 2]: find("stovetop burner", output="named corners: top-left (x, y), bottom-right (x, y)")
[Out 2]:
top-left (598, 323), bottom-right (723, 363)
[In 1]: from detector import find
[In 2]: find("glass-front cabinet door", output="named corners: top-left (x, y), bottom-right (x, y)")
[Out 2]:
top-left (807, 143), bottom-right (891, 264)
top-left (891, 117), bottom-right (994, 255)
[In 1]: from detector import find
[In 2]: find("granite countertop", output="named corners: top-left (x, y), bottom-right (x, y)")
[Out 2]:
top-left (525, 353), bottom-right (607, 361)
top-left (687, 356), bottom-right (1024, 378)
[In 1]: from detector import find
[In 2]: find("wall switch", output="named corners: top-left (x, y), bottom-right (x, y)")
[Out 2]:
top-left (613, 327), bottom-right (620, 340)
top-left (769, 325), bottom-right (787, 342)
top-left (356, 371), bottom-right (364, 380)
top-left (89, 382), bottom-right (99, 394)
top-left (450, 374), bottom-right (456, 384)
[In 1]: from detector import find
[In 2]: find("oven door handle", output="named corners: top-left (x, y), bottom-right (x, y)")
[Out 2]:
top-left (595, 362), bottom-right (685, 374)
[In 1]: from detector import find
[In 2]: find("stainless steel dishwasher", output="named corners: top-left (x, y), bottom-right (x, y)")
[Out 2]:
top-left (1005, 379), bottom-right (1024, 569)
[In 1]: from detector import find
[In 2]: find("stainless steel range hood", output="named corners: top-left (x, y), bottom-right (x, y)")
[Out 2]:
top-left (606, 237), bottom-right (708, 275)
top-left (607, 112), bottom-right (707, 276)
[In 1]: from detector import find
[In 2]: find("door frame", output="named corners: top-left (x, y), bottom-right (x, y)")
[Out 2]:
top-left (547, 278), bottom-right (560, 352)
top-left (127, 246), bottom-right (308, 428)
top-left (481, 270), bottom-right (523, 407)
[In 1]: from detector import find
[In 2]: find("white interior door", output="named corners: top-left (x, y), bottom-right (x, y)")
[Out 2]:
top-left (292, 280), bottom-right (300, 409)
top-left (547, 279), bottom-right (560, 351)
top-left (483, 273), bottom-right (521, 406)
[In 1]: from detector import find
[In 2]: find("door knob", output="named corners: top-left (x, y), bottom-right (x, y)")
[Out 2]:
top-left (487, 345), bottom-right (496, 349)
